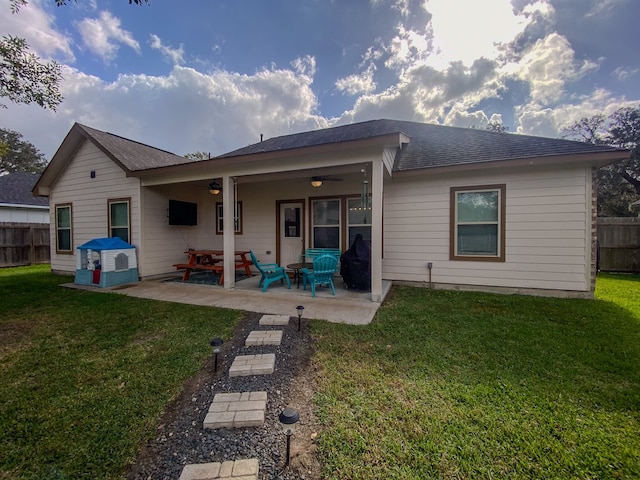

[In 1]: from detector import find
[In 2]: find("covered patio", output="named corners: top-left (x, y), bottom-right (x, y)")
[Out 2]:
top-left (103, 274), bottom-right (390, 325)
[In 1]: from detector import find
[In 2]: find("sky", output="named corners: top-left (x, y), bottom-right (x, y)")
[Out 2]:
top-left (1, 0), bottom-right (639, 160)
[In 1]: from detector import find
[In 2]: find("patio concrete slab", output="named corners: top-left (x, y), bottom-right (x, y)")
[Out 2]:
top-left (258, 314), bottom-right (290, 326)
top-left (96, 275), bottom-right (391, 325)
top-left (229, 354), bottom-right (275, 377)
top-left (203, 391), bottom-right (267, 429)
top-left (245, 330), bottom-right (283, 346)
top-left (179, 458), bottom-right (259, 480)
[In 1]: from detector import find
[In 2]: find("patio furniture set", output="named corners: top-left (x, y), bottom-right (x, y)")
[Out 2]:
top-left (173, 248), bottom-right (343, 297)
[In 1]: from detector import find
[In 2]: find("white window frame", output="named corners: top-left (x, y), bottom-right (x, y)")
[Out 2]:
top-left (311, 198), bottom-right (342, 249)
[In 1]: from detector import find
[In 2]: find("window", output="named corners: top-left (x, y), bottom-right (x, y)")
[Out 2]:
top-left (55, 204), bottom-right (72, 253)
top-left (450, 185), bottom-right (505, 261)
top-left (347, 196), bottom-right (371, 246)
top-left (108, 198), bottom-right (130, 243)
top-left (311, 199), bottom-right (340, 248)
top-left (216, 202), bottom-right (242, 234)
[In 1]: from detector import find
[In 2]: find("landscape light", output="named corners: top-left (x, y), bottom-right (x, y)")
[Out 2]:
top-left (278, 406), bottom-right (300, 466)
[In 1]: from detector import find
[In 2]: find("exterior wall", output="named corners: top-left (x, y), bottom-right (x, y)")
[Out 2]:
top-left (138, 177), bottom-right (364, 278)
top-left (383, 163), bottom-right (593, 294)
top-left (0, 205), bottom-right (49, 223)
top-left (49, 141), bottom-right (141, 273)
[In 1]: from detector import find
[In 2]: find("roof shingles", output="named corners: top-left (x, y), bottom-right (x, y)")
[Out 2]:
top-left (217, 119), bottom-right (626, 172)
top-left (0, 172), bottom-right (48, 206)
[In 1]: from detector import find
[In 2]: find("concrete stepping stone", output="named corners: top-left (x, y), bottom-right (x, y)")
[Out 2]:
top-left (203, 391), bottom-right (267, 429)
top-left (258, 314), bottom-right (290, 326)
top-left (229, 354), bottom-right (275, 377)
top-left (245, 330), bottom-right (283, 346)
top-left (179, 458), bottom-right (259, 480)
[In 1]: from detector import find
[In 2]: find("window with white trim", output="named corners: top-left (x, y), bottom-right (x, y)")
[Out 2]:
top-left (450, 185), bottom-right (505, 261)
top-left (311, 199), bottom-right (340, 248)
top-left (109, 198), bottom-right (130, 243)
top-left (347, 196), bottom-right (371, 246)
top-left (55, 204), bottom-right (72, 253)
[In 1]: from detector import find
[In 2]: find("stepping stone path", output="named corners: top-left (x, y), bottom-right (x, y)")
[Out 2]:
top-left (245, 329), bottom-right (283, 346)
top-left (203, 391), bottom-right (267, 429)
top-left (179, 458), bottom-right (259, 480)
top-left (258, 314), bottom-right (290, 326)
top-left (182, 314), bottom-right (293, 478)
top-left (229, 353), bottom-right (276, 377)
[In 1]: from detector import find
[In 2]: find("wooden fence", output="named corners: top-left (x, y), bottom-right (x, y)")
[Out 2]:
top-left (0, 223), bottom-right (50, 267)
top-left (597, 217), bottom-right (640, 273)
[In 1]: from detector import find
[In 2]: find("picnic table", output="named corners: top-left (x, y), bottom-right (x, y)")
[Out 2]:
top-left (173, 250), bottom-right (253, 283)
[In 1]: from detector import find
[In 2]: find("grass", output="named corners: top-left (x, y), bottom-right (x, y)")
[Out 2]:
top-left (312, 274), bottom-right (640, 479)
top-left (0, 265), bottom-right (240, 480)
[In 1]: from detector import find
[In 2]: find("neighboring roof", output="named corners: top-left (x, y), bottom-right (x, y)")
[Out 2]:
top-left (218, 119), bottom-right (628, 172)
top-left (0, 172), bottom-right (49, 206)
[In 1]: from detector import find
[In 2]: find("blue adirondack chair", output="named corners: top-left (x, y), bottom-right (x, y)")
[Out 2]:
top-left (301, 254), bottom-right (338, 297)
top-left (249, 251), bottom-right (291, 292)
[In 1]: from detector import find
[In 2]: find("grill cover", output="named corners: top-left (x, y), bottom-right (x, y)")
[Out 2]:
top-left (340, 234), bottom-right (371, 291)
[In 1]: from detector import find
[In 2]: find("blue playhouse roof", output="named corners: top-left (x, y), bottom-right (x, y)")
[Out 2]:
top-left (77, 237), bottom-right (135, 250)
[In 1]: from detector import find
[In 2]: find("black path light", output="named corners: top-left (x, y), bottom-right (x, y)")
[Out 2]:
top-left (210, 337), bottom-right (223, 372)
top-left (296, 305), bottom-right (304, 332)
top-left (278, 406), bottom-right (300, 467)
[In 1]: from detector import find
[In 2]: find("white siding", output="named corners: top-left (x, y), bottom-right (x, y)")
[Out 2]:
top-left (0, 206), bottom-right (49, 223)
top-left (49, 141), bottom-right (140, 273)
top-left (383, 164), bottom-right (592, 292)
top-left (139, 178), bottom-right (366, 278)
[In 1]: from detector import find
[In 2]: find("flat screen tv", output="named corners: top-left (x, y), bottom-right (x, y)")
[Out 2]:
top-left (168, 199), bottom-right (197, 226)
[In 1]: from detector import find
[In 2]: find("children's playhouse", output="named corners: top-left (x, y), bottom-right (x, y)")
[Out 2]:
top-left (75, 237), bottom-right (138, 288)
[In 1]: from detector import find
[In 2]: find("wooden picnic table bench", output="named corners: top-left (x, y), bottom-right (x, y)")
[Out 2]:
top-left (173, 249), bottom-right (253, 284)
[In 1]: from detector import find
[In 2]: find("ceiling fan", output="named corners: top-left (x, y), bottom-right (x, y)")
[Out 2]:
top-left (308, 175), bottom-right (343, 187)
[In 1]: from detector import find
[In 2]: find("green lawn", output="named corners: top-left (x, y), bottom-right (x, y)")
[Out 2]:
top-left (312, 274), bottom-right (640, 479)
top-left (0, 265), bottom-right (240, 480)
top-left (2, 266), bottom-right (639, 479)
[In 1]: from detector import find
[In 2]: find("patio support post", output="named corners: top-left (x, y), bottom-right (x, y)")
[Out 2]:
top-left (222, 175), bottom-right (235, 289)
top-left (371, 158), bottom-right (384, 302)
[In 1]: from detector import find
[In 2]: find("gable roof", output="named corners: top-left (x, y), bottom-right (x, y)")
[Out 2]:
top-left (34, 123), bottom-right (193, 195)
top-left (218, 119), bottom-right (628, 172)
top-left (0, 172), bottom-right (48, 207)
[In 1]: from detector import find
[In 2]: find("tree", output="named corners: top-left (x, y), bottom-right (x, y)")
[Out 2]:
top-left (2, 0), bottom-right (149, 111)
top-left (562, 105), bottom-right (640, 216)
top-left (485, 120), bottom-right (509, 133)
top-left (183, 151), bottom-right (211, 161)
top-left (0, 36), bottom-right (62, 110)
top-left (0, 128), bottom-right (48, 174)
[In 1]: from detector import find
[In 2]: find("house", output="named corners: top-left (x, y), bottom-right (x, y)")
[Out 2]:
top-left (0, 171), bottom-right (49, 223)
top-left (33, 119), bottom-right (629, 301)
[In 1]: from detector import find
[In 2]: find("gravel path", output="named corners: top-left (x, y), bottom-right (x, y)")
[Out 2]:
top-left (126, 312), bottom-right (320, 480)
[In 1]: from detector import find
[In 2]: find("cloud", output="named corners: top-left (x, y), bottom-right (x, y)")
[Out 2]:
top-left (585, 0), bottom-right (629, 17)
top-left (612, 66), bottom-right (638, 81)
top-left (423, 0), bottom-right (531, 67)
top-left (291, 55), bottom-right (316, 78)
top-left (514, 88), bottom-right (637, 138)
top-left (0, 62), bottom-right (328, 159)
top-left (335, 64), bottom-right (377, 96)
top-left (149, 34), bottom-right (184, 65)
top-left (503, 32), bottom-right (598, 105)
top-left (75, 10), bottom-right (140, 62)
top-left (0, 0), bottom-right (74, 61)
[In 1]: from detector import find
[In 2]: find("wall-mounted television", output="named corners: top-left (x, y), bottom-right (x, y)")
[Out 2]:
top-left (168, 199), bottom-right (198, 226)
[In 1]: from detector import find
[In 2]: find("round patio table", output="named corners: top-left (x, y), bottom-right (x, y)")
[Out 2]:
top-left (286, 262), bottom-right (312, 289)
